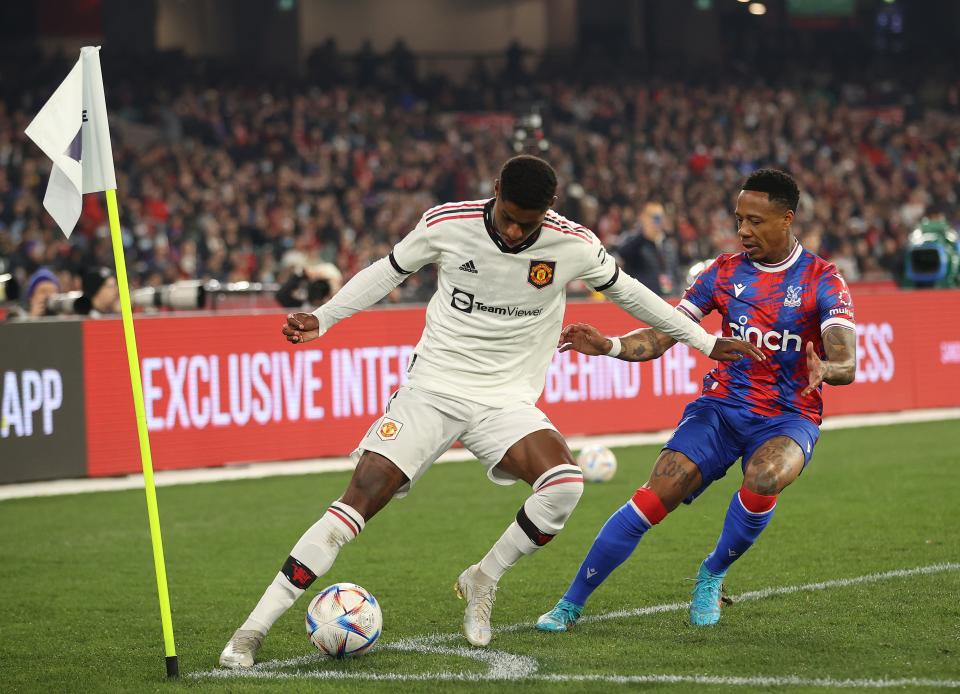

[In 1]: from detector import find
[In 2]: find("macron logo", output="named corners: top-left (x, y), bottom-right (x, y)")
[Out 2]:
top-left (585, 568), bottom-right (597, 578)
top-left (734, 282), bottom-right (747, 298)
top-left (458, 260), bottom-right (478, 274)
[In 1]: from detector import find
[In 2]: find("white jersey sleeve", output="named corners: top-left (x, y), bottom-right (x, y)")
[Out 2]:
top-left (310, 257), bottom-right (407, 335)
top-left (390, 213), bottom-right (441, 274)
top-left (575, 235), bottom-right (718, 356)
top-left (311, 214), bottom-right (440, 335)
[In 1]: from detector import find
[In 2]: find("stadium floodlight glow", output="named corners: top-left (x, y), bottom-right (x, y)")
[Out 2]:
top-left (748, 2), bottom-right (767, 15)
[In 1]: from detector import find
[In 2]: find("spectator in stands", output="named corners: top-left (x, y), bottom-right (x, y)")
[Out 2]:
top-left (4, 51), bottom-right (956, 306)
top-left (24, 267), bottom-right (59, 318)
top-left (615, 202), bottom-right (671, 296)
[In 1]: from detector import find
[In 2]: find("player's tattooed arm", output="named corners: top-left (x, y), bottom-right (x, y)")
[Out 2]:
top-left (558, 323), bottom-right (676, 362)
top-left (801, 325), bottom-right (857, 395)
top-left (618, 329), bottom-right (677, 362)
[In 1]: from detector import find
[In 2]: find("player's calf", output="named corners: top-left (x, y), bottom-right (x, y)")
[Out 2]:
top-left (459, 463), bottom-right (584, 646)
top-left (219, 501), bottom-right (364, 667)
top-left (560, 486), bottom-right (668, 610)
top-left (691, 486), bottom-right (777, 627)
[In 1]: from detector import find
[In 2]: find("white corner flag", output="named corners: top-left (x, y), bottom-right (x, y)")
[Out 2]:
top-left (25, 46), bottom-right (179, 678)
top-left (25, 46), bottom-right (117, 238)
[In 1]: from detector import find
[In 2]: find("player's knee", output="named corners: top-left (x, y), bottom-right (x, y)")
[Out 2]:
top-left (517, 463), bottom-right (584, 545)
top-left (743, 461), bottom-right (792, 495)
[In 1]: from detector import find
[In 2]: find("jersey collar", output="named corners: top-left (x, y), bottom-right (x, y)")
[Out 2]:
top-left (751, 240), bottom-right (802, 273)
top-left (483, 199), bottom-right (543, 254)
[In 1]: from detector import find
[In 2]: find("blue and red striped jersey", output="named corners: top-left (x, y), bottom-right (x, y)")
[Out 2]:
top-left (677, 243), bottom-right (855, 424)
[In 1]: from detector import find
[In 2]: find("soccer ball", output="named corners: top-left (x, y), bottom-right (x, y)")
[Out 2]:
top-left (577, 444), bottom-right (618, 482)
top-left (305, 582), bottom-right (382, 658)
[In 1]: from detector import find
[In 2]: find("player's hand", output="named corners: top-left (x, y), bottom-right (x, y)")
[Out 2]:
top-left (558, 323), bottom-right (610, 356)
top-left (709, 337), bottom-right (766, 363)
top-left (801, 341), bottom-right (826, 396)
top-left (282, 312), bottom-right (320, 344)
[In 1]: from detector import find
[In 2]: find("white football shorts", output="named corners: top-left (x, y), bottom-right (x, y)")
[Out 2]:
top-left (353, 385), bottom-right (558, 497)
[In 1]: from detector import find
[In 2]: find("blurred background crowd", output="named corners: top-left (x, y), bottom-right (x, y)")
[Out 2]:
top-left (2, 0), bottom-right (959, 318)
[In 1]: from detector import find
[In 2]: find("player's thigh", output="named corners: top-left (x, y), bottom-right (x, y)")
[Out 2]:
top-left (460, 405), bottom-right (572, 487)
top-left (643, 449), bottom-right (703, 512)
top-left (353, 386), bottom-right (467, 498)
top-left (741, 415), bottom-right (820, 495)
top-left (662, 398), bottom-right (743, 503)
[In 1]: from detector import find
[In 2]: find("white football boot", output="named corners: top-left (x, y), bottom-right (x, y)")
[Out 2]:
top-left (219, 628), bottom-right (265, 668)
top-left (454, 564), bottom-right (498, 647)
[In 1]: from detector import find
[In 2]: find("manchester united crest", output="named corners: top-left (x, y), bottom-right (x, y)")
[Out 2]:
top-left (377, 417), bottom-right (403, 441)
top-left (527, 260), bottom-right (556, 289)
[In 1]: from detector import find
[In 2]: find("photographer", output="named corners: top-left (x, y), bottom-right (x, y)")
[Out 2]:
top-left (74, 267), bottom-right (120, 318)
top-left (25, 268), bottom-right (60, 319)
top-left (275, 262), bottom-right (342, 310)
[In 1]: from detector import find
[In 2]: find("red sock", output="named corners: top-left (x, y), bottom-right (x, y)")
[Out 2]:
top-left (738, 486), bottom-right (777, 513)
top-left (630, 487), bottom-right (668, 526)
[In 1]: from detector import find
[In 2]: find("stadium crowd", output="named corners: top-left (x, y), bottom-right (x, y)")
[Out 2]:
top-left (2, 48), bottom-right (959, 316)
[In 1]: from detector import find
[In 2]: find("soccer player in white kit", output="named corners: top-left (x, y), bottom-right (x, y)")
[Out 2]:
top-left (220, 156), bottom-right (762, 667)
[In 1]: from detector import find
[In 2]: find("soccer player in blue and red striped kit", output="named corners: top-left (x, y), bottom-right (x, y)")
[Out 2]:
top-left (537, 169), bottom-right (858, 630)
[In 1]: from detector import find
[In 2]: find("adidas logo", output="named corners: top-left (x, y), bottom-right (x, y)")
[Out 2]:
top-left (458, 260), bottom-right (478, 273)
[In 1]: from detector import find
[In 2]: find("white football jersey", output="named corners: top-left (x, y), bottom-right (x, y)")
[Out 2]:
top-left (390, 199), bottom-right (620, 407)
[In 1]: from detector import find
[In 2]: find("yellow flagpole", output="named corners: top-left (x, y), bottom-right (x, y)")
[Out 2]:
top-left (105, 188), bottom-right (179, 678)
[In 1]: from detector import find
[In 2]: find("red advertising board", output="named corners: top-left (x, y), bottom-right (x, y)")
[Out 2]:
top-left (82, 290), bottom-right (960, 477)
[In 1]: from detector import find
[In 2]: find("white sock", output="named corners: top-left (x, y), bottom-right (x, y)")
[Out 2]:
top-left (478, 521), bottom-right (537, 581)
top-left (478, 464), bottom-right (584, 582)
top-left (241, 501), bottom-right (364, 634)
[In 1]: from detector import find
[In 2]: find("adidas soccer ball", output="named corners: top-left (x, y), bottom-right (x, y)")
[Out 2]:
top-left (305, 582), bottom-right (382, 658)
top-left (577, 444), bottom-right (617, 482)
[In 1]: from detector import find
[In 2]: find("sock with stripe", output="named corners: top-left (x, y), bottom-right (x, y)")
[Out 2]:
top-left (478, 463), bottom-right (584, 581)
top-left (702, 486), bottom-right (777, 575)
top-left (241, 501), bottom-right (364, 634)
top-left (562, 487), bottom-right (667, 607)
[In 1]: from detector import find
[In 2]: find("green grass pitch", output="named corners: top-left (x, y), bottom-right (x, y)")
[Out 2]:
top-left (1, 419), bottom-right (958, 692)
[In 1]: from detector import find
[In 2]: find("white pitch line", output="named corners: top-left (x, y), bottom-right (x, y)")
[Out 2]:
top-left (192, 562), bottom-right (960, 687)
top-left (533, 674), bottom-right (960, 689)
top-left (195, 670), bottom-right (960, 687)
top-left (3, 407), bottom-right (958, 501)
top-left (405, 561), bottom-right (960, 644)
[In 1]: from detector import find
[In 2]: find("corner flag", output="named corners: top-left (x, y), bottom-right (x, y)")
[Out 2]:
top-left (25, 46), bottom-right (117, 238)
top-left (25, 47), bottom-right (179, 679)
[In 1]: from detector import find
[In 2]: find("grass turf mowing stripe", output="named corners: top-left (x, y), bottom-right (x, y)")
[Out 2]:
top-left (191, 562), bottom-right (960, 686)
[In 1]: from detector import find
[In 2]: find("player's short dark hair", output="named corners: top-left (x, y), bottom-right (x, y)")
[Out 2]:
top-left (499, 155), bottom-right (557, 211)
top-left (742, 169), bottom-right (800, 213)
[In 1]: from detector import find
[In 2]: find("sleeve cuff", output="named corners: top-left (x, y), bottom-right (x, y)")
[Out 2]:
top-left (677, 298), bottom-right (704, 322)
top-left (700, 333), bottom-right (718, 357)
top-left (820, 317), bottom-right (855, 333)
top-left (310, 307), bottom-right (330, 337)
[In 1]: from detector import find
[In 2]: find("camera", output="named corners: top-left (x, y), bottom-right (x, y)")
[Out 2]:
top-left (903, 218), bottom-right (960, 288)
top-left (131, 280), bottom-right (208, 311)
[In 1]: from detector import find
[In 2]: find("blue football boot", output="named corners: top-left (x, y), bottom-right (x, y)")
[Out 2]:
top-left (536, 598), bottom-right (584, 632)
top-left (689, 561), bottom-right (729, 626)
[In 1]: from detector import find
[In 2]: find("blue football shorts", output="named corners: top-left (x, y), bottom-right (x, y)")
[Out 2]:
top-left (663, 396), bottom-right (821, 504)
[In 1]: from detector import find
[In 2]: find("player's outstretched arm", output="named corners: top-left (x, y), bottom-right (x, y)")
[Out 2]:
top-left (559, 323), bottom-right (675, 362)
top-left (559, 323), bottom-right (763, 363)
top-left (601, 273), bottom-right (763, 362)
top-left (801, 326), bottom-right (857, 395)
top-left (280, 255), bottom-right (412, 345)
